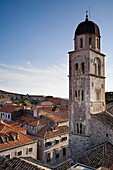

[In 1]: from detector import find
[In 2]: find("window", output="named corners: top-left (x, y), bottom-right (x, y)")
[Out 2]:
top-left (95, 63), bottom-right (97, 75)
top-left (80, 38), bottom-right (83, 48)
top-left (81, 90), bottom-right (84, 101)
top-left (45, 141), bottom-right (52, 147)
top-left (8, 114), bottom-right (10, 119)
top-left (75, 63), bottom-right (78, 75)
top-left (55, 150), bottom-right (59, 158)
top-left (78, 90), bottom-right (80, 101)
top-left (89, 37), bottom-right (91, 46)
top-left (55, 140), bottom-right (59, 144)
top-left (3, 136), bottom-right (8, 143)
top-left (5, 154), bottom-right (10, 159)
top-left (77, 123), bottom-right (79, 133)
top-left (106, 134), bottom-right (108, 137)
top-left (80, 123), bottom-right (82, 134)
top-left (75, 91), bottom-right (77, 101)
top-left (94, 58), bottom-right (101, 76)
top-left (98, 64), bottom-right (101, 76)
top-left (81, 62), bottom-right (85, 74)
top-left (63, 147), bottom-right (66, 156)
top-left (61, 137), bottom-right (67, 142)
top-left (47, 152), bottom-right (51, 162)
top-left (77, 123), bottom-right (83, 134)
top-left (15, 134), bottom-right (18, 140)
top-left (97, 38), bottom-right (100, 49)
top-left (28, 148), bottom-right (33, 152)
top-left (17, 151), bottom-right (22, 156)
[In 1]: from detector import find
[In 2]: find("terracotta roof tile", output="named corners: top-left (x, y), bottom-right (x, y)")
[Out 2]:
top-left (47, 98), bottom-right (68, 105)
top-left (0, 157), bottom-right (47, 170)
top-left (0, 121), bottom-right (37, 151)
top-left (37, 125), bottom-right (68, 139)
top-left (79, 142), bottom-right (113, 168)
top-left (0, 105), bottom-right (23, 113)
top-left (16, 116), bottom-right (37, 124)
top-left (4, 121), bottom-right (27, 132)
top-left (92, 111), bottom-right (113, 128)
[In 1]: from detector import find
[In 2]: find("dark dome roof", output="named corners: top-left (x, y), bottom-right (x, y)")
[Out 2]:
top-left (75, 18), bottom-right (100, 37)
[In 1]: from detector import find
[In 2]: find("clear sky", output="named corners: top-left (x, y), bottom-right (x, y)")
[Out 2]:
top-left (0, 0), bottom-right (113, 98)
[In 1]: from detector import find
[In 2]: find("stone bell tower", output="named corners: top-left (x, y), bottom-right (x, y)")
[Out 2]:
top-left (68, 13), bottom-right (106, 161)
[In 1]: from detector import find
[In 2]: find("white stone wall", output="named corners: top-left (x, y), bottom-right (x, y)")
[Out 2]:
top-left (0, 142), bottom-right (37, 159)
top-left (0, 112), bottom-right (11, 121)
top-left (43, 133), bottom-right (69, 165)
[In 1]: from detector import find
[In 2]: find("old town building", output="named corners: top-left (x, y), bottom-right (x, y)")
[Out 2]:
top-left (0, 121), bottom-right (37, 159)
top-left (69, 13), bottom-right (113, 167)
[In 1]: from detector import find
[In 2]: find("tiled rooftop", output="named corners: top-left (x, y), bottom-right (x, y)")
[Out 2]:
top-left (107, 105), bottom-right (113, 115)
top-left (47, 98), bottom-right (68, 105)
top-left (39, 110), bottom-right (69, 123)
top-left (0, 157), bottom-right (50, 170)
top-left (92, 111), bottom-right (113, 128)
top-left (0, 104), bottom-right (23, 113)
top-left (16, 116), bottom-right (37, 124)
top-left (28, 116), bottom-right (50, 127)
top-left (0, 121), bottom-right (37, 151)
top-left (79, 142), bottom-right (113, 168)
top-left (37, 125), bottom-right (68, 139)
top-left (4, 121), bottom-right (27, 133)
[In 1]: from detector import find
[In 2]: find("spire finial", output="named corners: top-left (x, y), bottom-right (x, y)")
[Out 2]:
top-left (85, 10), bottom-right (88, 21)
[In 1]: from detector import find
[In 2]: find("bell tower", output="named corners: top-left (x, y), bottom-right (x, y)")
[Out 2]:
top-left (68, 14), bottom-right (106, 161)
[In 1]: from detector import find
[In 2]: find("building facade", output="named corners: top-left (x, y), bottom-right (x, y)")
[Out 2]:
top-left (0, 121), bottom-right (37, 160)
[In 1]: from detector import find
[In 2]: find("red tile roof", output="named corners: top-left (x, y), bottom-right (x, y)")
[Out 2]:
top-left (28, 117), bottom-right (49, 127)
top-left (4, 121), bottom-right (27, 133)
top-left (0, 105), bottom-right (23, 113)
top-left (0, 121), bottom-right (37, 151)
top-left (47, 98), bottom-right (68, 105)
top-left (37, 125), bottom-right (68, 139)
top-left (16, 116), bottom-right (37, 124)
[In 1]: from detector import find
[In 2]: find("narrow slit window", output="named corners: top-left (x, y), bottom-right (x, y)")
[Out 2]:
top-left (81, 62), bottom-right (85, 74)
top-left (80, 38), bottom-right (83, 48)
top-left (75, 63), bottom-right (78, 75)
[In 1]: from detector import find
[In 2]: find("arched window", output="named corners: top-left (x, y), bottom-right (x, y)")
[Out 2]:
top-left (78, 90), bottom-right (80, 101)
top-left (75, 63), bottom-right (78, 75)
top-left (80, 123), bottom-right (82, 134)
top-left (89, 37), bottom-right (92, 47)
top-left (63, 147), bottom-right (66, 156)
top-left (75, 90), bottom-right (77, 101)
top-left (95, 63), bottom-right (97, 75)
top-left (81, 62), bottom-right (85, 74)
top-left (94, 58), bottom-right (101, 76)
top-left (80, 38), bottom-right (83, 48)
top-left (77, 123), bottom-right (79, 133)
top-left (97, 38), bottom-right (100, 49)
top-left (98, 64), bottom-right (101, 76)
top-left (81, 90), bottom-right (84, 101)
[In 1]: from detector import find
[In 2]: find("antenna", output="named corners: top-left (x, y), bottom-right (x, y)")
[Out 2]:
top-left (89, 6), bottom-right (90, 19)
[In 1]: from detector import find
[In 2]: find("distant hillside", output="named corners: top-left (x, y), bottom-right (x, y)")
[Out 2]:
top-left (105, 92), bottom-right (113, 104)
top-left (0, 90), bottom-right (68, 104)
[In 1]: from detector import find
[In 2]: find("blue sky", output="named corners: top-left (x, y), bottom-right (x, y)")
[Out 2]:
top-left (0, 0), bottom-right (113, 98)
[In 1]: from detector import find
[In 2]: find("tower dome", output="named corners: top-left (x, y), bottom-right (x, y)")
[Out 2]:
top-left (75, 14), bottom-right (100, 38)
top-left (74, 13), bottom-right (101, 52)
